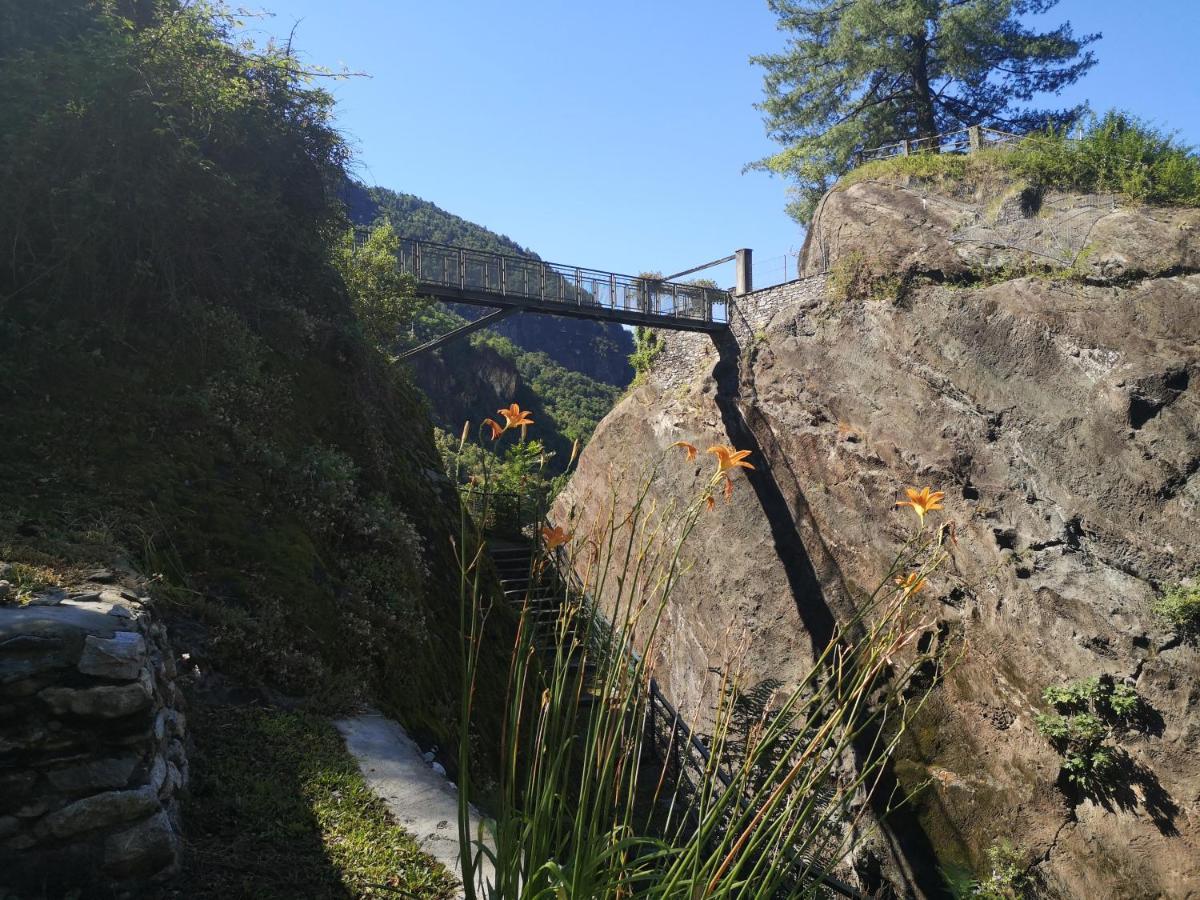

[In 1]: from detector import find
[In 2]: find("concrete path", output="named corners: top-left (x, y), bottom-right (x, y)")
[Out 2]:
top-left (334, 711), bottom-right (493, 898)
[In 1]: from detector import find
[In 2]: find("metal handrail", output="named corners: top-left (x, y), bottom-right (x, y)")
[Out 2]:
top-left (859, 124), bottom-right (1024, 163)
top-left (354, 232), bottom-right (731, 326)
top-left (459, 487), bottom-right (533, 539)
top-left (543, 537), bottom-right (863, 900)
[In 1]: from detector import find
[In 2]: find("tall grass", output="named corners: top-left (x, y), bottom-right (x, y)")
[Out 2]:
top-left (1009, 111), bottom-right (1200, 207)
top-left (451, 413), bottom-right (955, 898)
top-left (841, 110), bottom-right (1200, 209)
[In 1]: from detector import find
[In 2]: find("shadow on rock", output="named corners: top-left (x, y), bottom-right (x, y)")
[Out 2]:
top-left (1059, 751), bottom-right (1180, 837)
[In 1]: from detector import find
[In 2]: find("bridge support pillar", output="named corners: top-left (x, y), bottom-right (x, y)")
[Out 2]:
top-left (735, 248), bottom-right (753, 296)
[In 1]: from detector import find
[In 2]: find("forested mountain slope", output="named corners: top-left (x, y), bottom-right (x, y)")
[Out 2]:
top-left (344, 181), bottom-right (635, 386)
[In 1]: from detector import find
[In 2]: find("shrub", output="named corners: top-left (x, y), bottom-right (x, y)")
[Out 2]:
top-left (1010, 111), bottom-right (1200, 207)
top-left (840, 110), bottom-right (1200, 210)
top-left (628, 325), bottom-right (663, 380)
top-left (967, 842), bottom-right (1034, 899)
top-left (1154, 582), bottom-right (1200, 640)
top-left (1035, 675), bottom-right (1140, 792)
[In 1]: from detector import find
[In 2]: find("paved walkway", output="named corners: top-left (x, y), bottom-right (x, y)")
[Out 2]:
top-left (334, 712), bottom-right (493, 899)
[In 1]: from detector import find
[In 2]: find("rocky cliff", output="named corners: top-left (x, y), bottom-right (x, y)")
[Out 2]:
top-left (554, 173), bottom-right (1200, 897)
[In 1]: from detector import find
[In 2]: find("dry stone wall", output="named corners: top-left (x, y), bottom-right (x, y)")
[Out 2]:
top-left (648, 277), bottom-right (828, 396)
top-left (0, 573), bottom-right (186, 892)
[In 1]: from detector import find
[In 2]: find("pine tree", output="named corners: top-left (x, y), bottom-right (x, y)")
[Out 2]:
top-left (750, 0), bottom-right (1099, 222)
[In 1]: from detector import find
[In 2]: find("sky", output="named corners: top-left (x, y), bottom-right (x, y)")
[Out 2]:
top-left (243, 1), bottom-right (1200, 289)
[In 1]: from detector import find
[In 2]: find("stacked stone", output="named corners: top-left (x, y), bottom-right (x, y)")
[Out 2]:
top-left (0, 578), bottom-right (186, 891)
top-left (647, 276), bottom-right (830, 395)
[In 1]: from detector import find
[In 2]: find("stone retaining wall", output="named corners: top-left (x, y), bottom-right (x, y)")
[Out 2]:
top-left (648, 276), bottom-right (828, 393)
top-left (0, 574), bottom-right (186, 892)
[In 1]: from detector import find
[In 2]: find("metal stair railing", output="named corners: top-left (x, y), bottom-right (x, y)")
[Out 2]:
top-left (541, 537), bottom-right (865, 900)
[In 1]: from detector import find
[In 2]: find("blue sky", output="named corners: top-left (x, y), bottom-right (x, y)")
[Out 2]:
top-left (245, 1), bottom-right (1199, 288)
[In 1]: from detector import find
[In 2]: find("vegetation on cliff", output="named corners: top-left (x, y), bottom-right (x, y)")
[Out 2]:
top-left (752, 0), bottom-right (1099, 222)
top-left (0, 0), bottom-right (512, 750)
top-left (842, 111), bottom-right (1200, 210)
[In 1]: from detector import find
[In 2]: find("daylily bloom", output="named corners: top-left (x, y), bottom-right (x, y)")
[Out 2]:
top-left (705, 494), bottom-right (716, 512)
top-left (498, 403), bottom-right (534, 430)
top-left (723, 474), bottom-right (735, 502)
top-left (894, 572), bottom-right (927, 594)
top-left (542, 525), bottom-right (571, 551)
top-left (707, 445), bottom-right (755, 474)
top-left (672, 440), bottom-right (698, 461)
top-left (895, 486), bottom-right (945, 523)
top-left (483, 418), bottom-right (504, 440)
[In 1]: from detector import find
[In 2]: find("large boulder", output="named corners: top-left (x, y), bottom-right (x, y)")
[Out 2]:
top-left (558, 185), bottom-right (1200, 897)
top-left (801, 173), bottom-right (1200, 285)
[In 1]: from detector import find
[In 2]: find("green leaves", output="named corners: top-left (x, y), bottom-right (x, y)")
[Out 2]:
top-left (1008, 112), bottom-right (1200, 207)
top-left (750, 0), bottom-right (1098, 223)
top-left (1035, 674), bottom-right (1142, 791)
top-left (1153, 581), bottom-right (1200, 641)
top-left (334, 223), bottom-right (424, 351)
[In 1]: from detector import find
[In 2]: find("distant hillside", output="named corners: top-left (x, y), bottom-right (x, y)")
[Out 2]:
top-left (344, 182), bottom-right (635, 386)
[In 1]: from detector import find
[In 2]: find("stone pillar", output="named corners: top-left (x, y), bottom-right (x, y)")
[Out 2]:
top-left (735, 248), bottom-right (753, 296)
top-left (968, 125), bottom-right (982, 153)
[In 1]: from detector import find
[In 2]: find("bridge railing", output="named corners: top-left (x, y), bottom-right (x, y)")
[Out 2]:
top-left (380, 236), bottom-right (730, 327)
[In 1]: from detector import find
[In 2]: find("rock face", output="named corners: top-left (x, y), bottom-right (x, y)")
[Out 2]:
top-left (555, 179), bottom-right (1200, 897)
top-left (0, 581), bottom-right (187, 891)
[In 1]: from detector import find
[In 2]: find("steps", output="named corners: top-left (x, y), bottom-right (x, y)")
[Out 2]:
top-left (487, 541), bottom-right (595, 676)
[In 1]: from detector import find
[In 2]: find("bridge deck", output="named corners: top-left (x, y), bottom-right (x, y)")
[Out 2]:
top-left (382, 236), bottom-right (730, 332)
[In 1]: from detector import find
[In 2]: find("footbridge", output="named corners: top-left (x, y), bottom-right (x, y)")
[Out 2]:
top-left (372, 234), bottom-right (750, 334)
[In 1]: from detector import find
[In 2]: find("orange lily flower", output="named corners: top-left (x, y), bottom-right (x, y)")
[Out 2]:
top-left (483, 418), bottom-right (504, 440)
top-left (672, 440), bottom-right (698, 461)
top-left (542, 525), bottom-right (571, 551)
top-left (705, 494), bottom-right (716, 512)
top-left (498, 403), bottom-right (534, 430)
top-left (895, 486), bottom-right (945, 523)
top-left (707, 445), bottom-right (755, 474)
top-left (894, 572), bottom-right (927, 594)
top-left (723, 474), bottom-right (735, 502)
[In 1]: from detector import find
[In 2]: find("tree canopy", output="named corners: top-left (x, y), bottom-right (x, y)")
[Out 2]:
top-left (751, 0), bottom-right (1099, 223)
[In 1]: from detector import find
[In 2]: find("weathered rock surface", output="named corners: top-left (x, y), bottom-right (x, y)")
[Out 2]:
top-left (801, 175), bottom-right (1200, 283)
top-left (558, 181), bottom-right (1200, 897)
top-left (0, 580), bottom-right (186, 891)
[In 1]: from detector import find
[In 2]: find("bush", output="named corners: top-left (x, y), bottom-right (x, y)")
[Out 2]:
top-left (1010, 111), bottom-right (1200, 207)
top-left (1154, 582), bottom-right (1200, 639)
top-left (628, 325), bottom-right (663, 380)
top-left (1035, 675), bottom-right (1140, 792)
top-left (966, 842), bottom-right (1034, 899)
top-left (841, 110), bottom-right (1200, 209)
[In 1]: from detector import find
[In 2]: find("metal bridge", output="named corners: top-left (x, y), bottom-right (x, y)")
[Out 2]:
top-left (378, 235), bottom-right (734, 333)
